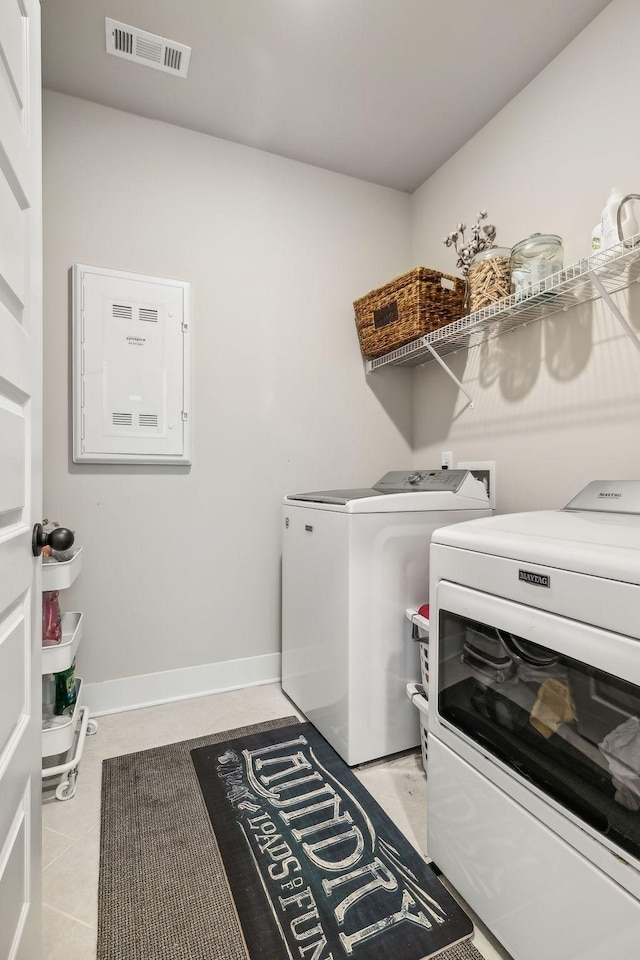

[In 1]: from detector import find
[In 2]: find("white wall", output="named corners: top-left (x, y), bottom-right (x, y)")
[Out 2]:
top-left (410, 0), bottom-right (640, 512)
top-left (42, 91), bottom-right (413, 700)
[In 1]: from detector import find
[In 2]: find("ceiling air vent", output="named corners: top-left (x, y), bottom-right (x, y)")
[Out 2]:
top-left (105, 18), bottom-right (191, 79)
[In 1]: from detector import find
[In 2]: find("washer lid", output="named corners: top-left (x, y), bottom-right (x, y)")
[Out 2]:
top-left (285, 488), bottom-right (379, 505)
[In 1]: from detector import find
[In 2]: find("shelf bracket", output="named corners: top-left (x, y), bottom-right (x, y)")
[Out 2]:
top-left (587, 270), bottom-right (640, 354)
top-left (423, 342), bottom-right (475, 408)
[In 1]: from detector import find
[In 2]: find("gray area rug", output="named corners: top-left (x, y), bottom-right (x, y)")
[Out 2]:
top-left (98, 716), bottom-right (486, 960)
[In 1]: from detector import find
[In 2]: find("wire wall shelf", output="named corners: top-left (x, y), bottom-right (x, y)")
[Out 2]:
top-left (366, 234), bottom-right (640, 374)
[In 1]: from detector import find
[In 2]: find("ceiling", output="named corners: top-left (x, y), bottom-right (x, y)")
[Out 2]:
top-left (41, 0), bottom-right (612, 193)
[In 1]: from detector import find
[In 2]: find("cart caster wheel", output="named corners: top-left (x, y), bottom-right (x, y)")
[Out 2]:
top-left (87, 719), bottom-right (98, 736)
top-left (55, 779), bottom-right (75, 801)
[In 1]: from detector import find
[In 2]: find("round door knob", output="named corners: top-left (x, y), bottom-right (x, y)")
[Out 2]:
top-left (32, 524), bottom-right (75, 557)
top-left (48, 527), bottom-right (75, 551)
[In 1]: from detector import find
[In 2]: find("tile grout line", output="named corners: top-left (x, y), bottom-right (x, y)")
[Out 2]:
top-left (42, 823), bottom-right (78, 843)
top-left (41, 826), bottom-right (85, 874)
top-left (43, 902), bottom-right (97, 931)
top-left (41, 818), bottom-right (101, 868)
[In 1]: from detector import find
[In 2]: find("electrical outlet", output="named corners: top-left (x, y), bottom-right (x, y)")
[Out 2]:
top-left (441, 450), bottom-right (453, 469)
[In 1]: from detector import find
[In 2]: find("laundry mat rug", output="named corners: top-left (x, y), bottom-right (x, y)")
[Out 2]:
top-left (98, 717), bottom-right (482, 960)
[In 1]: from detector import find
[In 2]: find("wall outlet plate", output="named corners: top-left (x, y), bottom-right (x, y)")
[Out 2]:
top-left (457, 460), bottom-right (496, 509)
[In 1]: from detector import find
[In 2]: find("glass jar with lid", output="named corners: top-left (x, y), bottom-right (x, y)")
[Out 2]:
top-left (467, 247), bottom-right (512, 313)
top-left (510, 233), bottom-right (563, 296)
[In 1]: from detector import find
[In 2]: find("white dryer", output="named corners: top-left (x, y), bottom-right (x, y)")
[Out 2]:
top-left (281, 469), bottom-right (492, 765)
top-left (427, 480), bottom-right (640, 960)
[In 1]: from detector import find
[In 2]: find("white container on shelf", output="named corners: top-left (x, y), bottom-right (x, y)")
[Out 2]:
top-left (42, 678), bottom-right (83, 758)
top-left (42, 547), bottom-right (83, 591)
top-left (42, 611), bottom-right (83, 675)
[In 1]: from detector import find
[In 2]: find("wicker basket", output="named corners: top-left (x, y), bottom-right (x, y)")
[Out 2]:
top-left (353, 266), bottom-right (466, 360)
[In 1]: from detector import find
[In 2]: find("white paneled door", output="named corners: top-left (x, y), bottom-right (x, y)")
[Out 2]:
top-left (0, 2), bottom-right (43, 959)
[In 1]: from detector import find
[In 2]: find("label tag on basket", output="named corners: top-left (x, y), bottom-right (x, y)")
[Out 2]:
top-left (373, 301), bottom-right (398, 328)
top-left (440, 277), bottom-right (455, 290)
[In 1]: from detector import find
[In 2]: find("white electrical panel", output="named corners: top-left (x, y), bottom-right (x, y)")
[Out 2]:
top-left (72, 264), bottom-right (191, 464)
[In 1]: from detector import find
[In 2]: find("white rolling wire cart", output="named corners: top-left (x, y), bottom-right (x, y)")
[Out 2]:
top-left (41, 547), bottom-right (98, 801)
top-left (405, 606), bottom-right (430, 772)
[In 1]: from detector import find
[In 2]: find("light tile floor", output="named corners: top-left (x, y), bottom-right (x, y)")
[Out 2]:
top-left (41, 682), bottom-right (513, 960)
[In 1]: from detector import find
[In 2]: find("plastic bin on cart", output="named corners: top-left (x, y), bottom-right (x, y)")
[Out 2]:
top-left (406, 682), bottom-right (429, 773)
top-left (406, 606), bottom-right (430, 773)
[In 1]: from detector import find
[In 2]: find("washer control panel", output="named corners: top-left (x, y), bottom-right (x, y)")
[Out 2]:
top-left (374, 469), bottom-right (469, 493)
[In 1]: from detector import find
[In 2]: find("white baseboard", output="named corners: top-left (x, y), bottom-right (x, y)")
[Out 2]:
top-left (82, 652), bottom-right (282, 716)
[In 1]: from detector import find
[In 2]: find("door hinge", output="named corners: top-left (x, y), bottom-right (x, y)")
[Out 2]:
top-left (181, 411), bottom-right (188, 421)
top-left (181, 321), bottom-right (189, 333)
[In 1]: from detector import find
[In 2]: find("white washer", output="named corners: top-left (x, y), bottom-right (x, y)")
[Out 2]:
top-left (281, 469), bottom-right (492, 765)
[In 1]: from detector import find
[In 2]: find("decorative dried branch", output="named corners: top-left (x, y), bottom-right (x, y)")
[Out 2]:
top-left (443, 210), bottom-right (497, 278)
